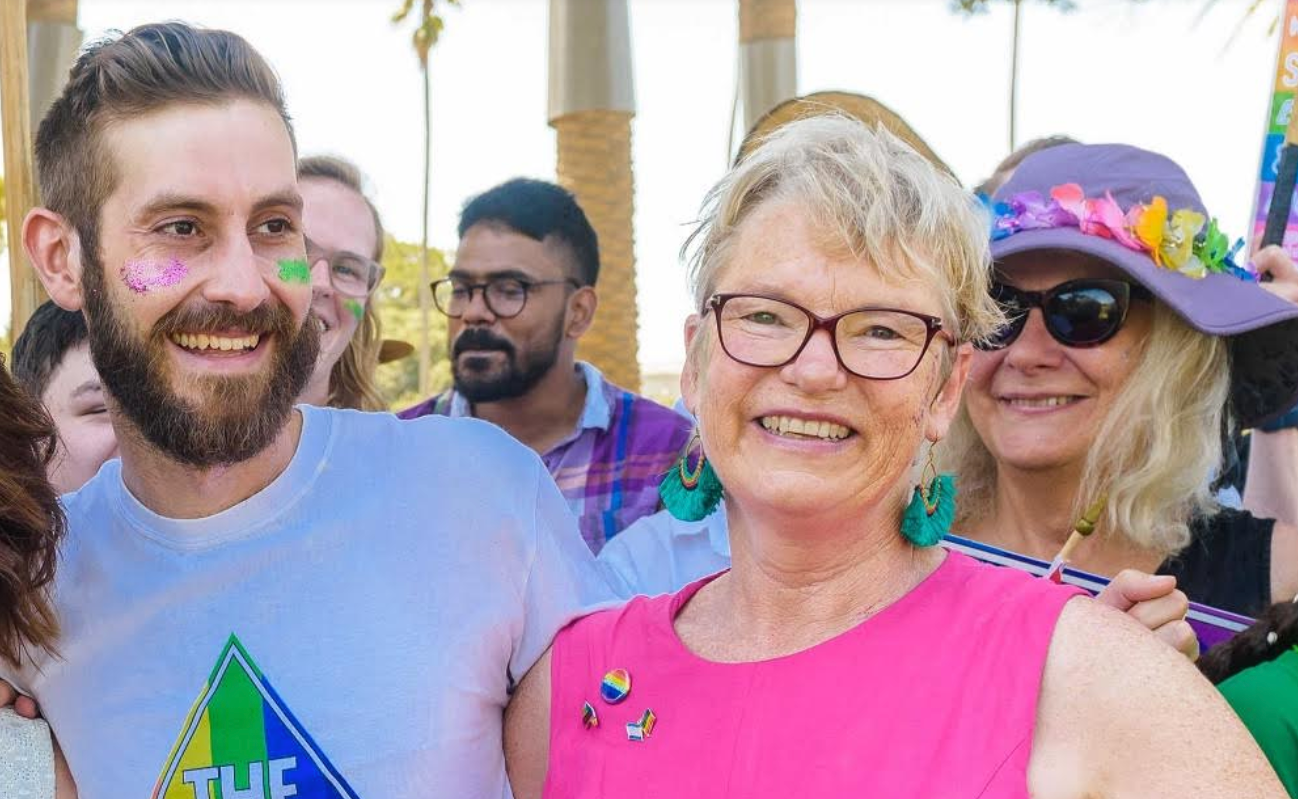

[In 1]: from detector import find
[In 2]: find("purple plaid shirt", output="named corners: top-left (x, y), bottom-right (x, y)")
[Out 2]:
top-left (398, 362), bottom-right (693, 554)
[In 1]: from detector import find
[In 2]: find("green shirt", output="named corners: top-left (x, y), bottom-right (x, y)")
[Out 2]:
top-left (1219, 646), bottom-right (1298, 797)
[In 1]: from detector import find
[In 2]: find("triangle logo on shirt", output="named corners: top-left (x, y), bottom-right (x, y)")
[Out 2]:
top-left (151, 634), bottom-right (360, 799)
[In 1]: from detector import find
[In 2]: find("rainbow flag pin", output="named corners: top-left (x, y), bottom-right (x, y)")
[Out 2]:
top-left (639, 709), bottom-right (657, 737)
top-left (151, 634), bottom-right (359, 799)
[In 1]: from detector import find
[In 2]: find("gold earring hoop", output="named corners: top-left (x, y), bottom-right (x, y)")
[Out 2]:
top-left (919, 444), bottom-right (939, 514)
top-left (679, 432), bottom-right (706, 489)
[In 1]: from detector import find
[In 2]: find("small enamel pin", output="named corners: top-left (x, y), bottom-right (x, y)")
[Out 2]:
top-left (581, 701), bottom-right (599, 729)
top-left (626, 709), bottom-right (657, 742)
top-left (600, 668), bottom-right (631, 704)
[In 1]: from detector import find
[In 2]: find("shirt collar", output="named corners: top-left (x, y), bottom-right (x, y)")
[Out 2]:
top-left (573, 361), bottom-right (612, 432)
top-left (447, 390), bottom-right (471, 418)
top-left (666, 505), bottom-right (731, 558)
top-left (448, 361), bottom-right (613, 433)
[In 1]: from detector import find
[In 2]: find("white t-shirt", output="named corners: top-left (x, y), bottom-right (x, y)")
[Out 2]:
top-left (5, 406), bottom-right (615, 799)
top-left (597, 506), bottom-right (730, 597)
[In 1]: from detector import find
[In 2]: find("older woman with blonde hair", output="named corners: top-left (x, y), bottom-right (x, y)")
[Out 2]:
top-left (948, 143), bottom-right (1298, 622)
top-left (504, 117), bottom-right (1284, 797)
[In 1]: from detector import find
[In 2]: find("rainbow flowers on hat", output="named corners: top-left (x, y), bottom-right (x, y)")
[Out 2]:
top-left (985, 184), bottom-right (1253, 282)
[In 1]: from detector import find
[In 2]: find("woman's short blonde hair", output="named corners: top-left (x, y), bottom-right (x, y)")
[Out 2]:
top-left (946, 301), bottom-right (1230, 556)
top-left (683, 115), bottom-right (1003, 344)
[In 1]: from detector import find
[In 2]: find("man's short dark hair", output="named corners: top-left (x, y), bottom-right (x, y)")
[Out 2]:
top-left (458, 178), bottom-right (600, 286)
top-left (35, 22), bottom-right (293, 267)
top-left (12, 301), bottom-right (90, 399)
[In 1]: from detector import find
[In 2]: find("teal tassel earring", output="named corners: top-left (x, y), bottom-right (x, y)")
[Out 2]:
top-left (659, 433), bottom-right (723, 521)
top-left (901, 446), bottom-right (957, 547)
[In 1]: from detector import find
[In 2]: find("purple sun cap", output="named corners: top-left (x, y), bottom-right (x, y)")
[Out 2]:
top-left (990, 143), bottom-right (1298, 428)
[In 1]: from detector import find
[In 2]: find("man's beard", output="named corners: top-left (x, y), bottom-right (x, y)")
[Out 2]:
top-left (80, 241), bottom-right (320, 469)
top-left (451, 321), bottom-right (563, 404)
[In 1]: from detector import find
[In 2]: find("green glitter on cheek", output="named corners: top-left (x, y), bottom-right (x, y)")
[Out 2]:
top-left (277, 259), bottom-right (311, 284)
top-left (344, 299), bottom-right (365, 320)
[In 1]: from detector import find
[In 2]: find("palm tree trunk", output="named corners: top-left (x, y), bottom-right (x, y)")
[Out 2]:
top-left (1009, 0), bottom-right (1022, 151)
top-left (554, 111), bottom-right (640, 392)
top-left (1, 0), bottom-right (44, 338)
top-left (418, 59), bottom-right (432, 395)
top-left (738, 0), bottom-right (798, 132)
top-left (549, 0), bottom-right (640, 391)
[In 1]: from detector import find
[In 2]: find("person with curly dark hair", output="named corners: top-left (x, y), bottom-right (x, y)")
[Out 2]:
top-left (1199, 600), bottom-right (1298, 797)
top-left (0, 355), bottom-right (75, 797)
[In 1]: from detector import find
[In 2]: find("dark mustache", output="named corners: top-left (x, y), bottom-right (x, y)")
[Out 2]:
top-left (153, 302), bottom-right (297, 338)
top-left (453, 328), bottom-right (515, 358)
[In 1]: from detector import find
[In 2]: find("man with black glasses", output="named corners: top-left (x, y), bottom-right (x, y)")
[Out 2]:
top-left (400, 178), bottom-right (692, 553)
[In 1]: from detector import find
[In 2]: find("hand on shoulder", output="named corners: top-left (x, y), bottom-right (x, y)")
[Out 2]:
top-left (1095, 570), bottom-right (1196, 661)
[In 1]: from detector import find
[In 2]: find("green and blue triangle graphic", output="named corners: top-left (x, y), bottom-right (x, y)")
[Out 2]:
top-left (151, 634), bottom-right (360, 799)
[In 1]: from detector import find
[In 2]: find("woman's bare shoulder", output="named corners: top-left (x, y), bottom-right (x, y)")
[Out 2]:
top-left (1029, 598), bottom-right (1285, 799)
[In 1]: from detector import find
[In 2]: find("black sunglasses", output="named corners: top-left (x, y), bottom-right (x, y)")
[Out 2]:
top-left (977, 278), bottom-right (1153, 350)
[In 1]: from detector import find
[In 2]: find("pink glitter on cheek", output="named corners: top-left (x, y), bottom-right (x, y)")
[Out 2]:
top-left (121, 257), bottom-right (189, 294)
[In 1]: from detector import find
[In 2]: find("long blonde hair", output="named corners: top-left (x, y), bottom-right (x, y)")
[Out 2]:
top-left (946, 301), bottom-right (1230, 557)
top-left (299, 155), bottom-right (389, 412)
top-left (328, 303), bottom-right (387, 412)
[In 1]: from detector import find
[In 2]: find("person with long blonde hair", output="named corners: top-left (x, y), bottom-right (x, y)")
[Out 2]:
top-left (298, 155), bottom-right (401, 411)
top-left (948, 142), bottom-right (1298, 626)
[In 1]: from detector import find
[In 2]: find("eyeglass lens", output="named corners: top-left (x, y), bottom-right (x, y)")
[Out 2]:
top-left (327, 253), bottom-right (378, 297)
top-left (982, 280), bottom-right (1130, 350)
top-left (715, 294), bottom-right (937, 379)
top-left (433, 278), bottom-right (531, 318)
top-left (306, 240), bottom-right (379, 298)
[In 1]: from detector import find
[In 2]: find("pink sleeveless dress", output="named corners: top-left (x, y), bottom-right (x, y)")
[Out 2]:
top-left (545, 551), bottom-right (1085, 798)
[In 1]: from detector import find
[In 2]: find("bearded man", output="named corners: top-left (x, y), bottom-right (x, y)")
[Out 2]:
top-left (400, 179), bottom-right (692, 553)
top-left (5, 23), bottom-right (610, 798)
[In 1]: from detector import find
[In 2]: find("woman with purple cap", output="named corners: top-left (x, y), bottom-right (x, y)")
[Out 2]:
top-left (504, 118), bottom-right (1285, 798)
top-left (951, 143), bottom-right (1298, 630)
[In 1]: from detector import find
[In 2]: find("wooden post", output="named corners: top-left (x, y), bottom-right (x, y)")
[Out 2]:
top-left (2, 0), bottom-right (44, 339)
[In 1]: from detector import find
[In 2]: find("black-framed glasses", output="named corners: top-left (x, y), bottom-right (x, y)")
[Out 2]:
top-left (976, 278), bottom-right (1153, 351)
top-left (432, 276), bottom-right (580, 319)
top-left (305, 237), bottom-right (384, 298)
top-left (706, 293), bottom-right (953, 380)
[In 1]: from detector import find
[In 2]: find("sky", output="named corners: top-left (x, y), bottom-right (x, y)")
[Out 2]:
top-left (0, 0), bottom-right (1280, 372)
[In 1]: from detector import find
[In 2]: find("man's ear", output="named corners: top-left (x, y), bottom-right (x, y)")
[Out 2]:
top-left (565, 286), bottom-right (598, 339)
top-left (926, 343), bottom-right (972, 442)
top-left (24, 207), bottom-right (85, 311)
top-left (679, 314), bottom-right (704, 414)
